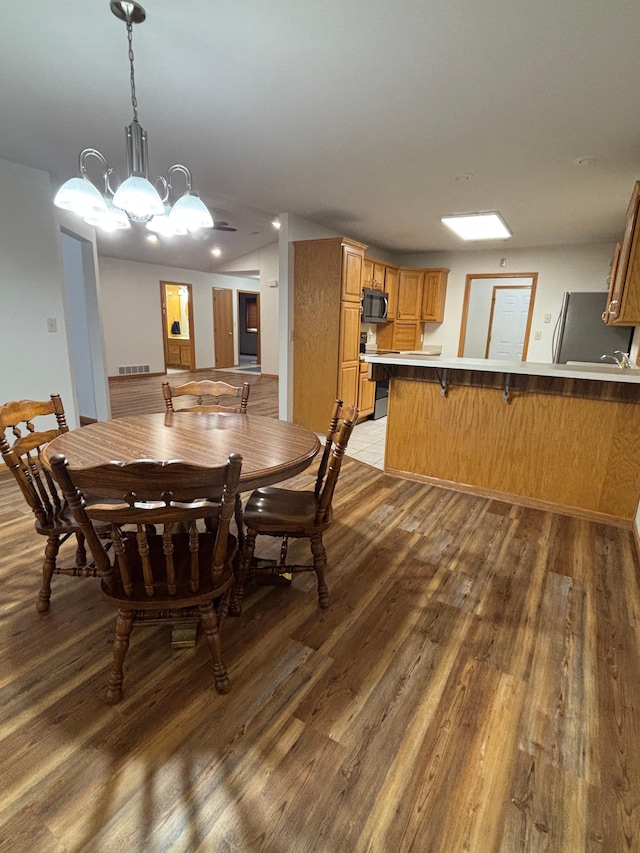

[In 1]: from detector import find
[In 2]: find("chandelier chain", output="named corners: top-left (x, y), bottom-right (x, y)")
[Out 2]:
top-left (126, 19), bottom-right (138, 123)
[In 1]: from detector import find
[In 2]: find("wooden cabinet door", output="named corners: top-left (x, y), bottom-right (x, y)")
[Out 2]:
top-left (358, 362), bottom-right (375, 416)
top-left (421, 269), bottom-right (448, 322)
top-left (604, 243), bottom-right (622, 324)
top-left (341, 244), bottom-right (364, 302)
top-left (385, 266), bottom-right (399, 318)
top-left (363, 258), bottom-right (374, 289)
top-left (397, 270), bottom-right (423, 320)
top-left (338, 363), bottom-right (360, 408)
top-left (607, 182), bottom-right (640, 325)
top-left (392, 322), bottom-right (422, 351)
top-left (372, 263), bottom-right (386, 291)
top-left (339, 301), bottom-right (361, 363)
top-left (338, 301), bottom-right (361, 406)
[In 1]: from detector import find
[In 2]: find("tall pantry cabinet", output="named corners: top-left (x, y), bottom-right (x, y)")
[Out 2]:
top-left (293, 237), bottom-right (366, 432)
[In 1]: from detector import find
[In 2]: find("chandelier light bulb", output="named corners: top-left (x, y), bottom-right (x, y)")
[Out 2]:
top-left (54, 176), bottom-right (108, 217)
top-left (112, 175), bottom-right (164, 219)
top-left (169, 192), bottom-right (214, 232)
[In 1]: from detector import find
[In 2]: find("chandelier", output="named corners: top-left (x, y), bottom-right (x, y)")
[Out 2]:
top-left (54, 1), bottom-right (213, 236)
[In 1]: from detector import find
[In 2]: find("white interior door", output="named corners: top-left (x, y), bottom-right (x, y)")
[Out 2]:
top-left (487, 287), bottom-right (531, 360)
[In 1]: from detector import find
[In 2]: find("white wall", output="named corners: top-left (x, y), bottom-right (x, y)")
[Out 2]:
top-left (399, 242), bottom-right (620, 360)
top-left (0, 158), bottom-right (78, 426)
top-left (98, 256), bottom-right (274, 376)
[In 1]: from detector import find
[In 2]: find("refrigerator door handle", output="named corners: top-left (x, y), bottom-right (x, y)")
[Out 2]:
top-left (552, 292), bottom-right (569, 363)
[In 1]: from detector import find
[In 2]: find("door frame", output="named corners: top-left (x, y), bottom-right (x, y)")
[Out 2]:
top-left (237, 289), bottom-right (261, 365)
top-left (213, 287), bottom-right (235, 368)
top-left (160, 281), bottom-right (196, 372)
top-left (485, 285), bottom-right (532, 359)
top-left (458, 272), bottom-right (538, 360)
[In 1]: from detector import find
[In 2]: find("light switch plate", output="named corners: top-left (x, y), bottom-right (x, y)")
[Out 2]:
top-left (46, 317), bottom-right (57, 333)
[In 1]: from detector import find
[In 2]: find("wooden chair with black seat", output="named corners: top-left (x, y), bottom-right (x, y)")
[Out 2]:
top-left (49, 451), bottom-right (243, 704)
top-left (234, 400), bottom-right (358, 614)
top-left (162, 379), bottom-right (250, 414)
top-left (162, 378), bottom-right (250, 545)
top-left (0, 394), bottom-right (100, 612)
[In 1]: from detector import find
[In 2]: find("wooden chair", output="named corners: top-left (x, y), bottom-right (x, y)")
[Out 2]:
top-left (49, 452), bottom-right (243, 704)
top-left (162, 379), bottom-right (250, 414)
top-left (162, 378), bottom-right (250, 547)
top-left (234, 400), bottom-right (358, 612)
top-left (0, 395), bottom-right (99, 612)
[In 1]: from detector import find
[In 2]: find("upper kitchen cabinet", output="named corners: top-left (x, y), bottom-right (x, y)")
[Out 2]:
top-left (385, 266), bottom-right (399, 317)
top-left (372, 263), bottom-right (386, 291)
top-left (605, 181), bottom-right (640, 326)
top-left (421, 268), bottom-right (449, 322)
top-left (293, 237), bottom-right (366, 432)
top-left (342, 241), bottom-right (365, 302)
top-left (363, 257), bottom-right (391, 291)
top-left (396, 269), bottom-right (424, 320)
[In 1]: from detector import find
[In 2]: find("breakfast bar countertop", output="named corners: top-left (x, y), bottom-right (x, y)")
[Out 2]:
top-left (362, 352), bottom-right (640, 384)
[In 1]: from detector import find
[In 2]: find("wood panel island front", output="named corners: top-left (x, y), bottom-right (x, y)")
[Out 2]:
top-left (363, 353), bottom-right (640, 524)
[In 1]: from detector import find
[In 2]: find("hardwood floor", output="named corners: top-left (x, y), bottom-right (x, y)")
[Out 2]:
top-left (1, 372), bottom-right (640, 851)
top-left (109, 368), bottom-right (279, 419)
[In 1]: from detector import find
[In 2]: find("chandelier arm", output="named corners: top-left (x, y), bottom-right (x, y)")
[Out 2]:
top-left (79, 148), bottom-right (109, 176)
top-left (165, 164), bottom-right (194, 194)
top-left (155, 176), bottom-right (170, 205)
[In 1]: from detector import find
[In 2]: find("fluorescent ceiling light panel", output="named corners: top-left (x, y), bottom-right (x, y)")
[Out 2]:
top-left (441, 212), bottom-right (512, 241)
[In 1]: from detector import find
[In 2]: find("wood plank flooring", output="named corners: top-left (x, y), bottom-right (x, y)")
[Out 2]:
top-left (1, 371), bottom-right (640, 851)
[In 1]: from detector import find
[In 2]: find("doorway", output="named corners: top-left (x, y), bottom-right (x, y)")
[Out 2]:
top-left (213, 288), bottom-right (235, 367)
top-left (238, 290), bottom-right (261, 368)
top-left (458, 273), bottom-right (537, 360)
top-left (161, 281), bottom-right (195, 371)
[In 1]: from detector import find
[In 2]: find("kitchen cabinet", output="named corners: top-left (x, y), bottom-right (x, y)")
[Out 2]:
top-left (363, 257), bottom-right (390, 291)
top-left (338, 301), bottom-right (362, 407)
top-left (293, 237), bottom-right (366, 432)
top-left (605, 181), bottom-right (640, 325)
top-left (372, 263), bottom-right (386, 291)
top-left (421, 268), bottom-right (449, 322)
top-left (385, 266), bottom-right (399, 317)
top-left (396, 269), bottom-right (424, 320)
top-left (358, 361), bottom-right (375, 417)
top-left (376, 320), bottom-right (422, 352)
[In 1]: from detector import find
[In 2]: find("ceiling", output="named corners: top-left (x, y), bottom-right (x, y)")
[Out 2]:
top-left (2, 0), bottom-right (640, 273)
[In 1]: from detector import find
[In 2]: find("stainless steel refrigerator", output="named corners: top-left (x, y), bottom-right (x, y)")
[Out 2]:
top-left (551, 291), bottom-right (633, 363)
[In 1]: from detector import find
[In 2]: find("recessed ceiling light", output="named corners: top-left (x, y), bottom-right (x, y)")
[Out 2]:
top-left (146, 234), bottom-right (158, 244)
top-left (573, 155), bottom-right (598, 166)
top-left (272, 219), bottom-right (281, 229)
top-left (441, 212), bottom-right (512, 241)
top-left (454, 174), bottom-right (474, 182)
top-left (211, 247), bottom-right (221, 257)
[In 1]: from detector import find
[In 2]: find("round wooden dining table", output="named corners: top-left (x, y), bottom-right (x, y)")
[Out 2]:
top-left (42, 411), bottom-right (321, 489)
top-left (43, 411), bottom-right (321, 647)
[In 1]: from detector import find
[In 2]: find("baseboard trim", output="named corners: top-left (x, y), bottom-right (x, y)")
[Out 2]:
top-left (384, 467), bottom-right (633, 529)
top-left (79, 416), bottom-right (97, 426)
top-left (260, 373), bottom-right (278, 380)
top-left (109, 371), bottom-right (165, 381)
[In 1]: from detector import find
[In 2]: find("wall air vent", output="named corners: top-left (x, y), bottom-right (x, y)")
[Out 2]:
top-left (118, 365), bottom-right (150, 375)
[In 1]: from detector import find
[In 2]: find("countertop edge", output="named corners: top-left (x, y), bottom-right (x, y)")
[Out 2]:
top-left (361, 354), bottom-right (640, 384)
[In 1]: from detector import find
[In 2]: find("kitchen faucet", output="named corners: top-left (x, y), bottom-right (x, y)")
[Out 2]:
top-left (600, 350), bottom-right (632, 368)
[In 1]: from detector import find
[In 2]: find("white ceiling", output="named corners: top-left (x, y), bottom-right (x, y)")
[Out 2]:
top-left (2, 0), bottom-right (640, 273)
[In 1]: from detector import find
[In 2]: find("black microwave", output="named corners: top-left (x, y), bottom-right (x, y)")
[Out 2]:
top-left (361, 288), bottom-right (389, 323)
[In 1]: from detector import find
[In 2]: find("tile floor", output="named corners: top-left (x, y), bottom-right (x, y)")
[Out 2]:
top-left (318, 416), bottom-right (387, 470)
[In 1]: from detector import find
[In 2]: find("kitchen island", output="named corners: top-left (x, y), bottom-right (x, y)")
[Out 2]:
top-left (363, 353), bottom-right (640, 523)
